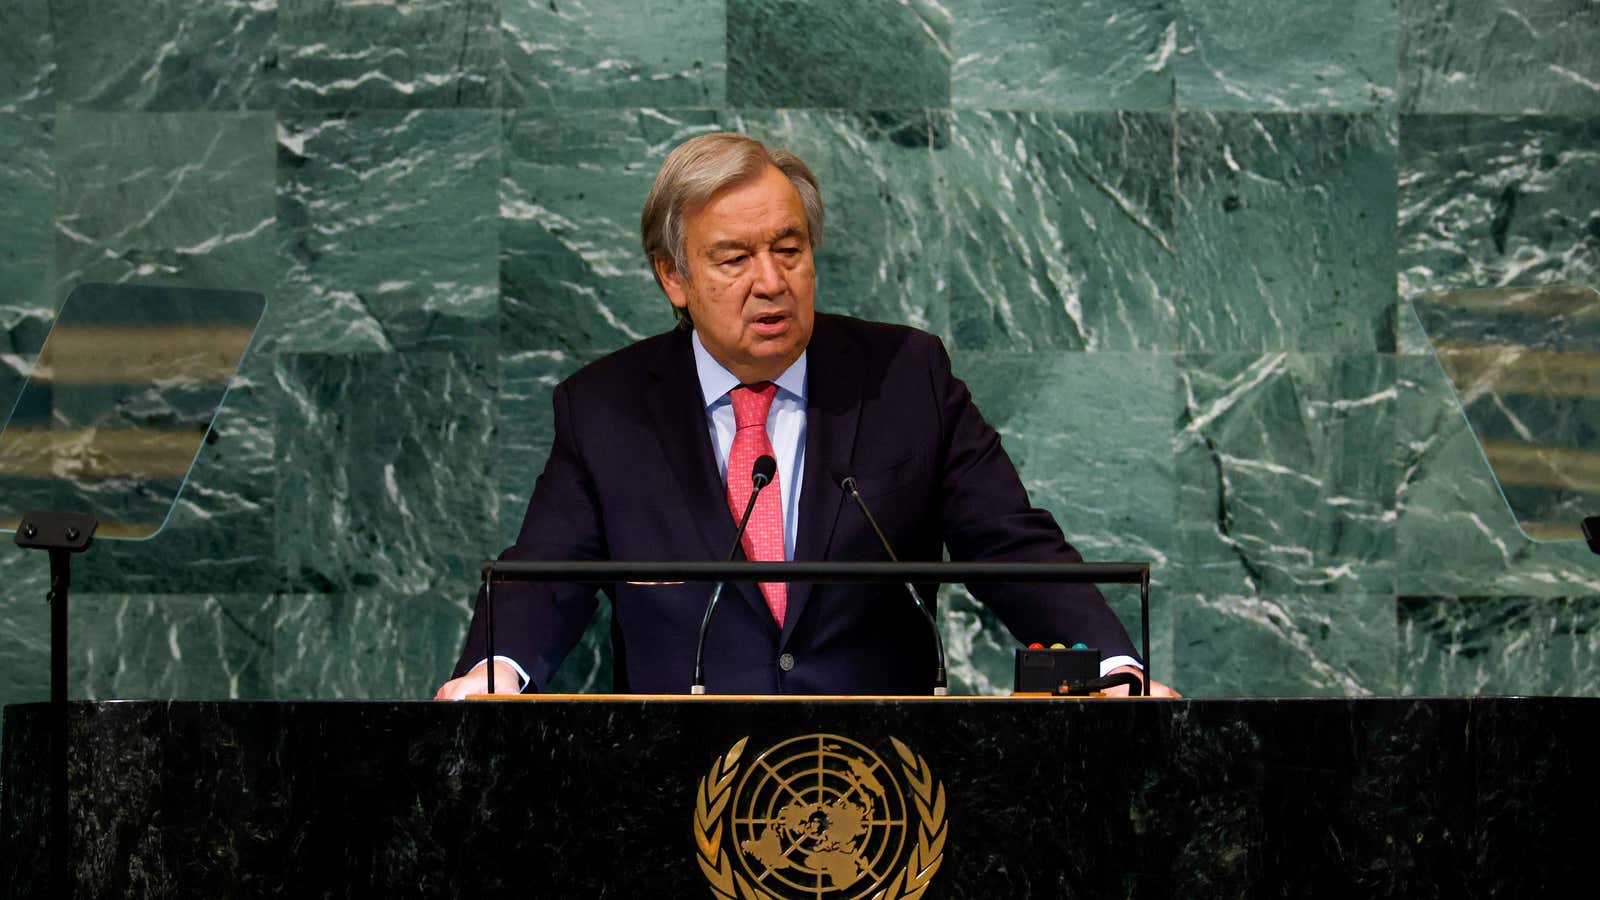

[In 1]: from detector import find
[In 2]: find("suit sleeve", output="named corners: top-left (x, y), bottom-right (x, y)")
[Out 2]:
top-left (928, 335), bottom-right (1140, 662)
top-left (452, 379), bottom-right (608, 690)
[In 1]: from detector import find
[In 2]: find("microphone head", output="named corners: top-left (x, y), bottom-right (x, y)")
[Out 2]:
top-left (752, 454), bottom-right (777, 488)
top-left (827, 468), bottom-right (856, 495)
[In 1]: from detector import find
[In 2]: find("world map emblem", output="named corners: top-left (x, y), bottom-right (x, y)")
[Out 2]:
top-left (693, 734), bottom-right (947, 900)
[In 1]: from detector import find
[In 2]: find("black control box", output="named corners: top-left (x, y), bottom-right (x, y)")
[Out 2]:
top-left (1013, 647), bottom-right (1100, 695)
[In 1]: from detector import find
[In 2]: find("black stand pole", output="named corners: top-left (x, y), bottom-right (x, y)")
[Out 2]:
top-left (48, 548), bottom-right (71, 900)
top-left (1140, 567), bottom-right (1152, 698)
top-left (16, 510), bottom-right (97, 900)
top-left (484, 576), bottom-right (496, 695)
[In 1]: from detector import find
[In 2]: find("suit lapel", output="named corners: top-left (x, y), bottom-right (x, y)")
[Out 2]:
top-left (647, 328), bottom-right (777, 633)
top-left (647, 330), bottom-right (736, 562)
top-left (782, 316), bottom-right (864, 648)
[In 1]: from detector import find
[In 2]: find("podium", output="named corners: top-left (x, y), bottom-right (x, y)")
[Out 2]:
top-left (3, 696), bottom-right (1594, 897)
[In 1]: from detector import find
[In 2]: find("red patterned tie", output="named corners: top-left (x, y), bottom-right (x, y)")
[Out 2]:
top-left (726, 382), bottom-right (786, 625)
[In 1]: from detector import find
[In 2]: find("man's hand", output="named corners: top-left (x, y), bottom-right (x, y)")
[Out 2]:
top-left (1101, 664), bottom-right (1180, 698)
top-left (434, 660), bottom-right (523, 700)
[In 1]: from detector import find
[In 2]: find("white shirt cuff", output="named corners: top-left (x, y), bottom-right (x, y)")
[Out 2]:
top-left (472, 656), bottom-right (531, 691)
top-left (1098, 655), bottom-right (1143, 677)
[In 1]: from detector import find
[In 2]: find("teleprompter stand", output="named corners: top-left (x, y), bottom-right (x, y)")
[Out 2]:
top-left (0, 282), bottom-right (266, 897)
top-left (13, 510), bottom-right (98, 900)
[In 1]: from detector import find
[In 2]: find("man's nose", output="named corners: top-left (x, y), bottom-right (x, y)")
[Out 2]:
top-left (751, 252), bottom-right (785, 296)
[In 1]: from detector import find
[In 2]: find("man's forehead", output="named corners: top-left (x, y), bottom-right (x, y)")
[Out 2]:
top-left (686, 166), bottom-right (805, 225)
top-left (702, 224), bottom-right (806, 251)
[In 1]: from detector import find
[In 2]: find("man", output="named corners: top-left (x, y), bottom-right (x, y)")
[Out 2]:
top-left (437, 133), bottom-right (1175, 698)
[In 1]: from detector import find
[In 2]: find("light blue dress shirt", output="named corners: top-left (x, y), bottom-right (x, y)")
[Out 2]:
top-left (691, 330), bottom-right (807, 560)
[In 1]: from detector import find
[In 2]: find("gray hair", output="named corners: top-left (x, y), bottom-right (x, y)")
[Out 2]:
top-left (641, 133), bottom-right (825, 327)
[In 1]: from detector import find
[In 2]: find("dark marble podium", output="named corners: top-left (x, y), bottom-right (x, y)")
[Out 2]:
top-left (2, 697), bottom-right (1592, 898)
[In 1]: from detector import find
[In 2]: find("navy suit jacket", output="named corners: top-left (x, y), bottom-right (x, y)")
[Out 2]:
top-left (453, 314), bottom-right (1137, 694)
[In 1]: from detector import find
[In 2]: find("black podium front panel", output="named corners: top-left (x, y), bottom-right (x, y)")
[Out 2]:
top-left (2, 697), bottom-right (1593, 898)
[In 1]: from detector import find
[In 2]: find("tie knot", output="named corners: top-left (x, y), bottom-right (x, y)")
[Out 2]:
top-left (730, 382), bottom-right (777, 428)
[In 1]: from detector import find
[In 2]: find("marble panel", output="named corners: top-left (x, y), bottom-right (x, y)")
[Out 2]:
top-left (275, 110), bottom-right (499, 353)
top-left (1399, 595), bottom-right (1600, 696)
top-left (726, 0), bottom-right (951, 108)
top-left (277, 0), bottom-right (500, 109)
top-left (73, 349), bottom-right (280, 594)
top-left (494, 349), bottom-right (593, 548)
top-left (1398, 298), bottom-right (1433, 355)
top-left (0, 0), bottom-right (52, 113)
top-left (53, 111), bottom-right (277, 295)
top-left (67, 594), bottom-right (275, 700)
top-left (955, 351), bottom-right (1179, 580)
top-left (1397, 114), bottom-right (1600, 300)
top-left (501, 0), bottom-right (725, 108)
top-left (499, 108), bottom-right (717, 354)
top-left (0, 112), bottom-right (53, 356)
top-left (0, 552), bottom-right (51, 724)
top-left (1395, 355), bottom-right (1600, 595)
top-left (1176, 112), bottom-right (1398, 352)
top-left (951, 0), bottom-right (1175, 111)
top-left (0, 353), bottom-right (25, 447)
top-left (50, 0), bottom-right (275, 110)
top-left (1171, 593), bottom-right (1398, 697)
top-left (1173, 0), bottom-right (1397, 111)
top-left (0, 362), bottom-right (41, 704)
top-left (941, 111), bottom-right (1178, 351)
top-left (273, 593), bottom-right (467, 699)
top-left (1400, 0), bottom-right (1600, 114)
top-left (274, 351), bottom-right (498, 596)
top-left (730, 109), bottom-right (948, 332)
top-left (1175, 353), bottom-right (1399, 595)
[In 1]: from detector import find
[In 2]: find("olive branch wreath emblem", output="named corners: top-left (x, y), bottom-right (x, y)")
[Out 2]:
top-left (693, 736), bottom-right (947, 900)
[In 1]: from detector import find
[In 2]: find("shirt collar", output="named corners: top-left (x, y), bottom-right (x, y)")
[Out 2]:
top-left (690, 328), bottom-right (808, 408)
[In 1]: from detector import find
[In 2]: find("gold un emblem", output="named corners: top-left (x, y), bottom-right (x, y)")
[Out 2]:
top-left (693, 734), bottom-right (947, 900)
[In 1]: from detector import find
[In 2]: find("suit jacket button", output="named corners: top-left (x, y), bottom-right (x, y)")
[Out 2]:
top-left (777, 653), bottom-right (795, 672)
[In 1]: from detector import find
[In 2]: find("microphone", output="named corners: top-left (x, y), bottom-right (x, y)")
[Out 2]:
top-left (839, 474), bottom-right (949, 696)
top-left (691, 454), bottom-right (777, 694)
top-left (751, 454), bottom-right (777, 490)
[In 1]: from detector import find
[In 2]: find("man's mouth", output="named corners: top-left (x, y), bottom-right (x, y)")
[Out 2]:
top-left (751, 313), bottom-right (789, 335)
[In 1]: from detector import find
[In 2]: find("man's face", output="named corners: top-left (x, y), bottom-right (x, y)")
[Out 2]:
top-left (657, 164), bottom-right (816, 384)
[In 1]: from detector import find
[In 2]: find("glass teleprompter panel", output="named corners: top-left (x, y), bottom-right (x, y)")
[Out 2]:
top-left (0, 283), bottom-right (265, 540)
top-left (1411, 283), bottom-right (1600, 543)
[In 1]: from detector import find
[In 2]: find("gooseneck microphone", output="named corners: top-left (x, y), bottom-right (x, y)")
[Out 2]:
top-left (691, 454), bottom-right (778, 694)
top-left (839, 475), bottom-right (949, 696)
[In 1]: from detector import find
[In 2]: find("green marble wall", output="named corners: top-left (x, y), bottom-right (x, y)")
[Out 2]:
top-left (1, 0), bottom-right (1597, 716)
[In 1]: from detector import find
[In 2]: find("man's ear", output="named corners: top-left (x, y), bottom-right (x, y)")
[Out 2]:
top-left (654, 257), bottom-right (689, 311)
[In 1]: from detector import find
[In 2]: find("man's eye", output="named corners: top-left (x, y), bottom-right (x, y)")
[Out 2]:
top-left (720, 254), bottom-right (747, 267)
